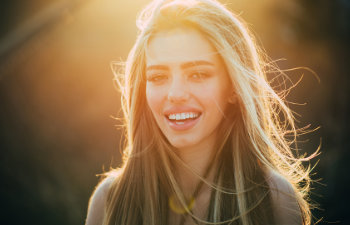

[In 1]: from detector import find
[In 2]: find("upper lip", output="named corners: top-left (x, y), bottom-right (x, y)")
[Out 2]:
top-left (163, 106), bottom-right (202, 116)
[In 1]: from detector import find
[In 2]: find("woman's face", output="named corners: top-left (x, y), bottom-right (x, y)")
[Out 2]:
top-left (145, 27), bottom-right (232, 151)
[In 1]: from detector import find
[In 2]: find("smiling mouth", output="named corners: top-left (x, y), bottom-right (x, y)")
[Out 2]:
top-left (166, 112), bottom-right (200, 122)
top-left (164, 112), bottom-right (202, 130)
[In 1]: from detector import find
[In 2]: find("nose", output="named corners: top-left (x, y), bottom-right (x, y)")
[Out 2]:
top-left (167, 76), bottom-right (189, 103)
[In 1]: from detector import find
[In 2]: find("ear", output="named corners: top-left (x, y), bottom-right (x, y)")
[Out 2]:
top-left (228, 95), bottom-right (237, 104)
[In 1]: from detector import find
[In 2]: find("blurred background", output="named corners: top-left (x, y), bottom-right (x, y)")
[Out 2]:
top-left (0, 0), bottom-right (349, 224)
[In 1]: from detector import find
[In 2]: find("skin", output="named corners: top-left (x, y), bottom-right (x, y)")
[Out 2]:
top-left (145, 26), bottom-right (233, 224)
top-left (145, 27), bottom-right (232, 193)
top-left (145, 27), bottom-right (232, 151)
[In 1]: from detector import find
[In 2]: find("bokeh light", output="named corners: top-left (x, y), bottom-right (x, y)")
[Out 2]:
top-left (0, 0), bottom-right (349, 224)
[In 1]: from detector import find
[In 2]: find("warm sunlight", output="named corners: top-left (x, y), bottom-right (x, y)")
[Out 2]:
top-left (1, 0), bottom-right (347, 224)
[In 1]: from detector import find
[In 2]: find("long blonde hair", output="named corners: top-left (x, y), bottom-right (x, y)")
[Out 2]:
top-left (104, 0), bottom-right (315, 224)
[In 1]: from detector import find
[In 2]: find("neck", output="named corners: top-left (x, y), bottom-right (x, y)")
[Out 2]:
top-left (174, 139), bottom-right (218, 197)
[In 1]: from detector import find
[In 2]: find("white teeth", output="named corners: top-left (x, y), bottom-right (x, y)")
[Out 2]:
top-left (168, 112), bottom-right (199, 120)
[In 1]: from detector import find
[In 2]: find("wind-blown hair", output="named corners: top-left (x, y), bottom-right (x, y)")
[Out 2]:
top-left (104, 0), bottom-right (315, 224)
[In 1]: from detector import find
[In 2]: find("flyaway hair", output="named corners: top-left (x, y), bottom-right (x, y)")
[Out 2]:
top-left (104, 0), bottom-right (318, 224)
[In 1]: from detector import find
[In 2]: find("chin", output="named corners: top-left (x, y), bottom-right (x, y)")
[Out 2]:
top-left (168, 137), bottom-right (197, 150)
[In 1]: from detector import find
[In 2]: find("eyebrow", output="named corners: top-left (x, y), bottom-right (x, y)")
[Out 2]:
top-left (146, 60), bottom-right (214, 71)
top-left (181, 60), bottom-right (214, 69)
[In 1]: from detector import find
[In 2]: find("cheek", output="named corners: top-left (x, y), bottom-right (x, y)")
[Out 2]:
top-left (197, 84), bottom-right (229, 108)
top-left (146, 86), bottom-right (164, 116)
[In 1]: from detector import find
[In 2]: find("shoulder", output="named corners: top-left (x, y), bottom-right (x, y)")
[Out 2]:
top-left (266, 169), bottom-right (302, 225)
top-left (85, 171), bottom-right (120, 225)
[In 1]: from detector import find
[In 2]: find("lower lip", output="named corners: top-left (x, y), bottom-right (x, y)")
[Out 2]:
top-left (166, 115), bottom-right (201, 131)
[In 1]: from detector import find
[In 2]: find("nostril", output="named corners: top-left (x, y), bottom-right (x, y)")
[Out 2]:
top-left (167, 91), bottom-right (190, 102)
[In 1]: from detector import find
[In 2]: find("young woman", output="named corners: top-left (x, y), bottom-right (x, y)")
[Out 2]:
top-left (86, 0), bottom-right (316, 224)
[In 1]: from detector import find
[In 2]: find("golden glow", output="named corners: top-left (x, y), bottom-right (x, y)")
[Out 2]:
top-left (168, 195), bottom-right (195, 214)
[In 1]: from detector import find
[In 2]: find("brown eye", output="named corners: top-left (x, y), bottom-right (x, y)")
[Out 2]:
top-left (189, 72), bottom-right (210, 81)
top-left (147, 74), bottom-right (168, 83)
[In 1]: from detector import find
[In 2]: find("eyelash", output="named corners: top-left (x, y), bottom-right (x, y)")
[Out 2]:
top-left (146, 74), bottom-right (168, 83)
top-left (146, 71), bottom-right (211, 83)
top-left (189, 72), bottom-right (210, 80)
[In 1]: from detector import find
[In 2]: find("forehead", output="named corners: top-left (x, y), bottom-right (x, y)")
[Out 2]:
top-left (146, 27), bottom-right (220, 65)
